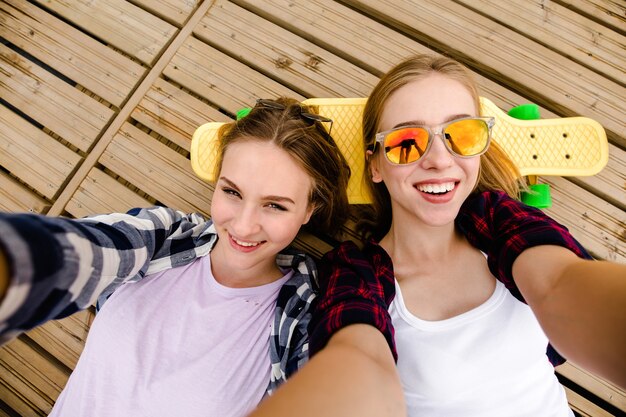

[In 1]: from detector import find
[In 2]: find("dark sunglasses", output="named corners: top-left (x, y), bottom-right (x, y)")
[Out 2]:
top-left (254, 99), bottom-right (334, 135)
top-left (369, 117), bottom-right (495, 165)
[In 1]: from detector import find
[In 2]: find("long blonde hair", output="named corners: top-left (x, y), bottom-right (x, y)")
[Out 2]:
top-left (359, 54), bottom-right (521, 240)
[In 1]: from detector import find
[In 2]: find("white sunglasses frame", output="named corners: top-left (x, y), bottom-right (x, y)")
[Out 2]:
top-left (371, 116), bottom-right (495, 165)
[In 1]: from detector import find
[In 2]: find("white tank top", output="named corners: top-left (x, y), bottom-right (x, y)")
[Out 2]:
top-left (50, 254), bottom-right (292, 417)
top-left (389, 279), bottom-right (573, 417)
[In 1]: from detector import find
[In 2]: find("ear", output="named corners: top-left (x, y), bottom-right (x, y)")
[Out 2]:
top-left (367, 150), bottom-right (384, 183)
top-left (302, 203), bottom-right (315, 225)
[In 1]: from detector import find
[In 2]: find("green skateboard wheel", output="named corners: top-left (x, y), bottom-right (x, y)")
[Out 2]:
top-left (521, 183), bottom-right (552, 208)
top-left (236, 107), bottom-right (252, 120)
top-left (508, 103), bottom-right (540, 120)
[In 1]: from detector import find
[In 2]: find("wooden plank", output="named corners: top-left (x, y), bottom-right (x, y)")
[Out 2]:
top-left (25, 311), bottom-right (93, 371)
top-left (0, 337), bottom-right (67, 416)
top-left (0, 172), bottom-right (49, 214)
top-left (194, 0), bottom-right (377, 98)
top-left (0, 106), bottom-right (82, 200)
top-left (344, 0), bottom-right (626, 146)
top-left (239, 0), bottom-right (626, 146)
top-left (163, 36), bottom-right (303, 115)
top-left (572, 143), bottom-right (626, 211)
top-left (47, 0), bottom-right (218, 216)
top-left (0, 406), bottom-right (17, 417)
top-left (132, 77), bottom-right (231, 152)
top-left (32, 0), bottom-right (177, 66)
top-left (564, 386), bottom-right (615, 417)
top-left (558, 362), bottom-right (626, 412)
top-left (543, 176), bottom-right (625, 262)
top-left (0, 43), bottom-right (115, 152)
top-left (230, 0), bottom-right (554, 110)
top-left (99, 122), bottom-right (214, 215)
top-left (557, 0), bottom-right (626, 34)
top-left (65, 168), bottom-right (153, 218)
top-left (0, 0), bottom-right (145, 107)
top-left (230, 0), bottom-right (422, 76)
top-left (58, 309), bottom-right (94, 335)
top-left (132, 0), bottom-right (201, 27)
top-left (455, 0), bottom-right (625, 84)
top-left (0, 380), bottom-right (44, 417)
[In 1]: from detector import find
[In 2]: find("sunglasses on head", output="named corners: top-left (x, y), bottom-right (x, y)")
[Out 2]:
top-left (255, 99), bottom-right (334, 134)
top-left (369, 116), bottom-right (495, 165)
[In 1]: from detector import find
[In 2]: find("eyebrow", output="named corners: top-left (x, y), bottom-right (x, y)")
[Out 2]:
top-left (219, 177), bottom-right (296, 205)
top-left (393, 114), bottom-right (472, 129)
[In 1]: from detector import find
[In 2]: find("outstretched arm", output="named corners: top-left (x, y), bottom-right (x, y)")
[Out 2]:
top-left (249, 324), bottom-right (405, 417)
top-left (0, 208), bottom-right (211, 344)
top-left (457, 190), bottom-right (626, 389)
top-left (250, 240), bottom-right (405, 417)
top-left (514, 246), bottom-right (626, 388)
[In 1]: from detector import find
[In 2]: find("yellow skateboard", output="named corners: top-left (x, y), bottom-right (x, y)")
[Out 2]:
top-left (191, 97), bottom-right (608, 206)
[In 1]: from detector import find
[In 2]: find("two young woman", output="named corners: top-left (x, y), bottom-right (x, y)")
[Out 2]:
top-left (1, 55), bottom-right (624, 417)
top-left (0, 98), bottom-right (351, 417)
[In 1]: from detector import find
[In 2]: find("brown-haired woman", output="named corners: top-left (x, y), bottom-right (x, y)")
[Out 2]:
top-left (0, 97), bottom-right (351, 417)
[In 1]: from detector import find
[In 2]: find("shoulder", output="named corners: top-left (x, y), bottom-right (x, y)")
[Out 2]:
top-left (460, 190), bottom-right (525, 217)
top-left (323, 239), bottom-right (376, 261)
top-left (275, 247), bottom-right (318, 304)
top-left (458, 190), bottom-right (562, 236)
top-left (322, 239), bottom-right (392, 271)
top-left (277, 247), bottom-right (317, 282)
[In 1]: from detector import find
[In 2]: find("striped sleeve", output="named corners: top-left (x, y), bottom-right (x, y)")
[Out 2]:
top-left (0, 207), bottom-right (208, 344)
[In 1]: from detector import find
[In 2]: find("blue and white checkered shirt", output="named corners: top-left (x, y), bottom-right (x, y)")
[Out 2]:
top-left (0, 206), bottom-right (317, 394)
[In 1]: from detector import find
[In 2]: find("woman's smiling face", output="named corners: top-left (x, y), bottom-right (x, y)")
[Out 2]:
top-left (370, 73), bottom-right (481, 228)
top-left (210, 140), bottom-right (314, 285)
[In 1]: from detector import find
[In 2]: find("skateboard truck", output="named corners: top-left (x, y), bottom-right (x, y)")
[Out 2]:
top-left (506, 103), bottom-right (550, 208)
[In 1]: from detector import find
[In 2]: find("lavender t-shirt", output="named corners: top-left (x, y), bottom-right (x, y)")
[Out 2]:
top-left (49, 254), bottom-right (292, 417)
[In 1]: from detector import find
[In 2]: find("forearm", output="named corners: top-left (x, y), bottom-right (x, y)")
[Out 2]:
top-left (515, 247), bottom-right (626, 388)
top-left (249, 324), bottom-right (406, 417)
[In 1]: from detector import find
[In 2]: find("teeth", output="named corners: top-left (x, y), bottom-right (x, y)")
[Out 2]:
top-left (417, 182), bottom-right (455, 194)
top-left (233, 237), bottom-right (260, 247)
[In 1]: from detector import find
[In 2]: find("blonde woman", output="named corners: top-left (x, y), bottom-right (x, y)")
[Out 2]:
top-left (304, 55), bottom-right (626, 416)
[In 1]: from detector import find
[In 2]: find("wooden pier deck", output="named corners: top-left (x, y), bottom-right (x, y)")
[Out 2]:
top-left (0, 0), bottom-right (624, 415)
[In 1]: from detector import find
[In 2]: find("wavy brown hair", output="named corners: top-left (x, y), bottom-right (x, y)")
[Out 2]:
top-left (214, 97), bottom-right (351, 236)
top-left (359, 54), bottom-right (521, 240)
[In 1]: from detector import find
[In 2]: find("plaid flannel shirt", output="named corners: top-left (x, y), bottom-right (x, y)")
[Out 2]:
top-left (0, 206), bottom-right (317, 394)
top-left (309, 190), bottom-right (591, 366)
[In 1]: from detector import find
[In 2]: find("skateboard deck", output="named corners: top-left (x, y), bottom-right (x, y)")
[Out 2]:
top-left (191, 97), bottom-right (608, 205)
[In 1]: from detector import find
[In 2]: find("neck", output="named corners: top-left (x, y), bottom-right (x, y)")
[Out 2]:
top-left (209, 242), bottom-right (283, 288)
top-left (379, 212), bottom-right (468, 275)
top-left (381, 223), bottom-right (470, 285)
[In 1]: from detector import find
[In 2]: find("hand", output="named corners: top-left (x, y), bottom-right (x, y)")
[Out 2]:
top-left (249, 324), bottom-right (406, 417)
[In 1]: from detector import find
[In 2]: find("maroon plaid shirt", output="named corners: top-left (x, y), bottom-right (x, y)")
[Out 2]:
top-left (309, 190), bottom-right (591, 366)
